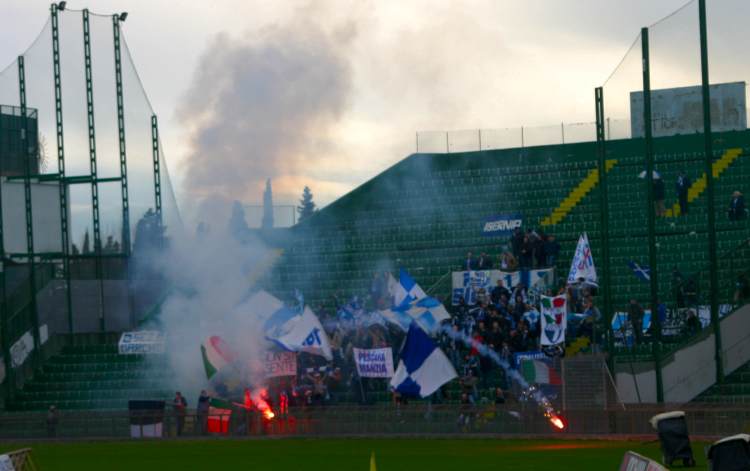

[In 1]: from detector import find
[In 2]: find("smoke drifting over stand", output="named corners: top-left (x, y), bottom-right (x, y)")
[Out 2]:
top-left (178, 8), bottom-right (355, 223)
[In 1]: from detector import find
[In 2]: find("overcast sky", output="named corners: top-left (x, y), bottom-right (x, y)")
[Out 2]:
top-left (0, 0), bottom-right (722, 224)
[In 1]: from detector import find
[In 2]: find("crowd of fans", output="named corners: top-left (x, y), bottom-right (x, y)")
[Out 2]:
top-left (461, 229), bottom-right (560, 271)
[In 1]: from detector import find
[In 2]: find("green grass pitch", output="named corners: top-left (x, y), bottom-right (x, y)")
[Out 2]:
top-left (1, 438), bottom-right (708, 470)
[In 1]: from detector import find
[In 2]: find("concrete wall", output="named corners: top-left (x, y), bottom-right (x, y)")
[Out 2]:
top-left (720, 304), bottom-right (750, 374)
top-left (615, 362), bottom-right (658, 403)
top-left (662, 333), bottom-right (717, 403)
top-left (614, 304), bottom-right (750, 404)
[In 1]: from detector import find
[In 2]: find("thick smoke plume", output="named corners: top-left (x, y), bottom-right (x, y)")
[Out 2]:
top-left (178, 9), bottom-right (355, 221)
top-left (150, 226), bottom-right (279, 400)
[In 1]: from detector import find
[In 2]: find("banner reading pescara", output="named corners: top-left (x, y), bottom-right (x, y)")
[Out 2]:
top-left (451, 268), bottom-right (554, 305)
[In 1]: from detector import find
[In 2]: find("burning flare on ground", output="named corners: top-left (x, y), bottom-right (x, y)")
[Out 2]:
top-left (547, 413), bottom-right (566, 431)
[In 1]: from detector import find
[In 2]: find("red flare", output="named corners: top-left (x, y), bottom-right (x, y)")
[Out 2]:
top-left (549, 414), bottom-right (566, 431)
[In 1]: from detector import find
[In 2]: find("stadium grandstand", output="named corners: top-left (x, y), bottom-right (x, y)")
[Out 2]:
top-left (2, 4), bottom-right (750, 470)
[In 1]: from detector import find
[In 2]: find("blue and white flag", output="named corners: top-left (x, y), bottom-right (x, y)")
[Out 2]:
top-left (380, 296), bottom-right (451, 333)
top-left (627, 260), bottom-right (650, 282)
top-left (567, 233), bottom-right (597, 285)
top-left (389, 268), bottom-right (427, 307)
top-left (266, 306), bottom-right (333, 360)
top-left (390, 324), bottom-right (457, 398)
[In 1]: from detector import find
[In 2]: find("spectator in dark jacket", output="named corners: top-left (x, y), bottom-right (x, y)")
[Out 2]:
top-left (628, 299), bottom-right (644, 344)
top-left (654, 176), bottom-right (666, 217)
top-left (519, 236), bottom-right (533, 268)
top-left (476, 252), bottom-right (493, 270)
top-left (510, 228), bottom-right (524, 258)
top-left (676, 171), bottom-right (690, 215)
top-left (543, 234), bottom-right (560, 267)
top-left (490, 279), bottom-right (510, 305)
top-left (729, 191), bottom-right (746, 221)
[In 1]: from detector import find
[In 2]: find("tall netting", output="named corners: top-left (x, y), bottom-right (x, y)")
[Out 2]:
top-left (600, 0), bottom-right (750, 350)
top-left (0, 6), bottom-right (181, 337)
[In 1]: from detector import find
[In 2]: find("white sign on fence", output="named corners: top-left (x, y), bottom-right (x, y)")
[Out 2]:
top-left (631, 82), bottom-right (746, 138)
top-left (118, 331), bottom-right (166, 355)
top-left (353, 347), bottom-right (395, 378)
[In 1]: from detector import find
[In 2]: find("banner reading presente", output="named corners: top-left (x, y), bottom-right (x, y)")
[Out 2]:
top-left (263, 351), bottom-right (297, 378)
top-left (353, 347), bottom-right (395, 378)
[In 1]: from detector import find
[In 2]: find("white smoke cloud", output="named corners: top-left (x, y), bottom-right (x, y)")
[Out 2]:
top-left (177, 6), bottom-right (356, 224)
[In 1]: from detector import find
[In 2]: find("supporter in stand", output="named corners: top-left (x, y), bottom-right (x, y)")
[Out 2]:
top-left (532, 231), bottom-right (545, 268)
top-left (476, 252), bottom-right (493, 270)
top-left (486, 320), bottom-right (505, 352)
top-left (628, 299), bottom-right (645, 344)
top-left (683, 276), bottom-right (699, 307)
top-left (462, 252), bottom-right (476, 271)
top-left (513, 320), bottom-right (534, 352)
top-left (735, 273), bottom-right (750, 304)
top-left (728, 190), bottom-right (746, 221)
top-left (511, 283), bottom-right (528, 305)
top-left (522, 304), bottom-right (540, 337)
top-left (676, 171), bottom-right (690, 215)
top-left (476, 287), bottom-right (489, 306)
top-left (543, 234), bottom-right (560, 267)
top-left (510, 228), bottom-right (524, 259)
top-left (519, 235), bottom-right (533, 268)
top-left (685, 309), bottom-right (701, 336)
top-left (491, 279), bottom-right (510, 305)
top-left (511, 295), bottom-right (526, 325)
top-left (499, 251), bottom-right (518, 271)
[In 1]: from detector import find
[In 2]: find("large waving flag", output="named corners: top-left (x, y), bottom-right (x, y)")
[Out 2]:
top-left (390, 323), bottom-right (457, 397)
top-left (380, 296), bottom-right (451, 333)
top-left (201, 335), bottom-right (236, 379)
top-left (266, 306), bottom-right (333, 360)
top-left (389, 268), bottom-right (427, 307)
top-left (382, 269), bottom-right (450, 332)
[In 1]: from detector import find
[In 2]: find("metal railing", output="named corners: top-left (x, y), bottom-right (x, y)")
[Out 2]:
top-left (2, 403), bottom-right (749, 440)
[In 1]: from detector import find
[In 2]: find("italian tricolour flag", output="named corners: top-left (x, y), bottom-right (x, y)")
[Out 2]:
top-left (521, 359), bottom-right (562, 385)
top-left (201, 335), bottom-right (234, 379)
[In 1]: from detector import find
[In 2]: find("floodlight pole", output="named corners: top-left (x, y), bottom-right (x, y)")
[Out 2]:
top-left (18, 56), bottom-right (42, 369)
top-left (83, 9), bottom-right (107, 332)
top-left (698, 0), bottom-right (723, 383)
top-left (51, 2), bottom-right (74, 334)
top-left (641, 27), bottom-right (663, 403)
